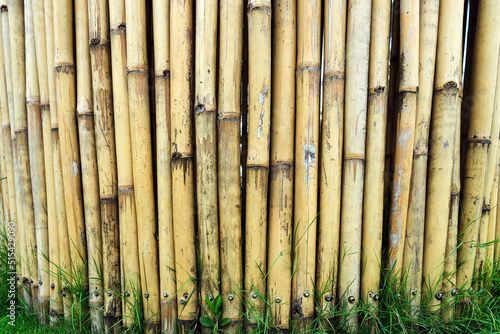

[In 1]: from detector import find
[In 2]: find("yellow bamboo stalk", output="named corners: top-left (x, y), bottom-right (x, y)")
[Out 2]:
top-left (245, 0), bottom-right (271, 328)
top-left (9, 0), bottom-right (40, 309)
top-left (361, 0), bottom-right (390, 310)
top-left (0, 13), bottom-right (8, 228)
top-left (486, 153), bottom-right (499, 262)
top-left (457, 0), bottom-right (500, 290)
top-left (218, 1), bottom-right (243, 333)
top-left (109, 0), bottom-right (141, 328)
top-left (268, 0), bottom-right (295, 330)
top-left (125, 0), bottom-right (160, 330)
top-left (152, 0), bottom-right (176, 332)
top-left (338, 0), bottom-right (371, 330)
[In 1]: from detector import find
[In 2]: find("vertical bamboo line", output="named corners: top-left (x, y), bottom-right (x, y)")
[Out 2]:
top-left (125, 0), bottom-right (160, 330)
top-left (268, 0), bottom-right (295, 330)
top-left (152, 0), bottom-right (177, 332)
top-left (486, 149), bottom-right (499, 262)
top-left (109, 0), bottom-right (141, 329)
top-left (0, 12), bottom-right (9, 228)
top-left (361, 0), bottom-right (391, 309)
top-left (218, 1), bottom-right (244, 333)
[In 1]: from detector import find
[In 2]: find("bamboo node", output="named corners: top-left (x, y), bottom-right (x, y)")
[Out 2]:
top-left (467, 138), bottom-right (491, 146)
top-left (0, 5), bottom-right (7, 11)
top-left (482, 205), bottom-right (491, 213)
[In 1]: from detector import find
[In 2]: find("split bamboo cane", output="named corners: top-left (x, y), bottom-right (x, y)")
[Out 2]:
top-left (195, 2), bottom-right (220, 332)
top-left (338, 0), bottom-right (372, 330)
top-left (457, 0), bottom-right (500, 291)
top-left (53, 0), bottom-right (88, 317)
top-left (422, 0), bottom-right (464, 309)
top-left (246, 0), bottom-right (271, 328)
top-left (170, 0), bottom-right (198, 331)
top-left (403, 0), bottom-right (439, 308)
top-left (268, 0), bottom-right (295, 330)
top-left (361, 0), bottom-right (390, 310)
top-left (9, 0), bottom-right (40, 309)
top-left (152, 0), bottom-right (177, 332)
top-left (125, 0), bottom-right (160, 330)
top-left (218, 0), bottom-right (243, 332)
top-left (109, 0), bottom-right (141, 328)
top-left (388, 0), bottom-right (419, 278)
top-left (88, 0), bottom-right (121, 329)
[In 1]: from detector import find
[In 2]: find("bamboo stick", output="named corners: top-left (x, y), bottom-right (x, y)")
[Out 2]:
top-left (268, 0), bottom-right (295, 330)
top-left (245, 0), bottom-right (272, 328)
top-left (125, 0), bottom-right (160, 330)
top-left (422, 0), bottom-right (464, 309)
top-left (361, 0), bottom-right (390, 309)
top-left (457, 0), bottom-right (500, 291)
top-left (195, 2), bottom-right (220, 332)
top-left (88, 0), bottom-right (121, 329)
top-left (485, 153), bottom-right (499, 262)
top-left (338, 0), bottom-right (371, 330)
top-left (109, 0), bottom-right (142, 329)
top-left (170, 0), bottom-right (198, 331)
top-left (152, 0), bottom-right (176, 332)
top-left (9, 0), bottom-right (40, 309)
top-left (0, 14), bottom-right (8, 228)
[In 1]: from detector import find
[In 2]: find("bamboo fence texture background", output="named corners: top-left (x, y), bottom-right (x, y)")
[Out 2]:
top-left (1, 0), bottom-right (500, 333)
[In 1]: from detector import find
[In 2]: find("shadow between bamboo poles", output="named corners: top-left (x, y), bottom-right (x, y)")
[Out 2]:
top-left (195, 2), bottom-right (220, 333)
top-left (152, 0), bottom-right (177, 332)
top-left (338, 0), bottom-right (371, 331)
top-left (402, 0), bottom-right (440, 311)
top-left (361, 0), bottom-right (390, 313)
top-left (218, 1), bottom-right (243, 333)
top-left (245, 0), bottom-right (271, 329)
top-left (457, 0), bottom-right (500, 293)
top-left (109, 0), bottom-right (142, 329)
top-left (267, 0), bottom-right (295, 331)
top-left (317, 0), bottom-right (344, 326)
top-left (124, 0), bottom-right (161, 331)
top-left (422, 0), bottom-right (464, 311)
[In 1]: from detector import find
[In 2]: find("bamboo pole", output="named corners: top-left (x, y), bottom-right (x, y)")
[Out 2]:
top-left (403, 0), bottom-right (440, 308)
top-left (422, 0), bottom-right (464, 309)
top-left (125, 0), bottom-right (160, 330)
top-left (170, 0), bottom-right (198, 331)
top-left (268, 0), bottom-right (295, 330)
top-left (109, 0), bottom-right (141, 329)
top-left (485, 154), bottom-right (499, 262)
top-left (152, 0), bottom-right (176, 332)
top-left (195, 2), bottom-right (220, 332)
top-left (338, 0), bottom-right (371, 330)
top-left (457, 0), bottom-right (500, 291)
top-left (88, 0), bottom-right (121, 329)
top-left (245, 0), bottom-right (271, 328)
top-left (8, 0), bottom-right (40, 309)
top-left (361, 0), bottom-right (390, 309)
top-left (0, 14), bottom-right (8, 229)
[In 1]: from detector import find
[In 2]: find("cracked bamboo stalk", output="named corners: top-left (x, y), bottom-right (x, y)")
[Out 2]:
top-left (195, 2), bottom-right (220, 333)
top-left (88, 0), bottom-right (121, 329)
top-left (361, 0), bottom-right (390, 310)
top-left (338, 0), bottom-right (372, 330)
top-left (422, 0), bottom-right (464, 310)
top-left (152, 0), bottom-right (176, 332)
top-left (403, 0), bottom-right (440, 309)
top-left (388, 0), bottom-right (419, 279)
top-left (109, 0), bottom-right (141, 329)
top-left (268, 0), bottom-right (294, 331)
top-left (9, 0), bottom-right (39, 310)
top-left (170, 0), bottom-right (197, 331)
top-left (457, 0), bottom-right (500, 290)
top-left (245, 0), bottom-right (271, 329)
top-left (125, 0), bottom-right (160, 330)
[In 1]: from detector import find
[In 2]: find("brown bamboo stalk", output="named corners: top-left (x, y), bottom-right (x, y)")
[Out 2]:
top-left (109, 0), bottom-right (141, 329)
top-left (268, 0), bottom-right (295, 330)
top-left (245, 0), bottom-right (272, 328)
top-left (338, 0), bottom-right (372, 330)
top-left (152, 0), bottom-right (176, 332)
top-left (457, 0), bottom-right (500, 290)
top-left (125, 0), bottom-right (160, 330)
top-left (361, 0), bottom-right (391, 310)
top-left (88, 0), bottom-right (121, 329)
top-left (170, 0), bottom-right (198, 331)
top-left (195, 2), bottom-right (220, 332)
